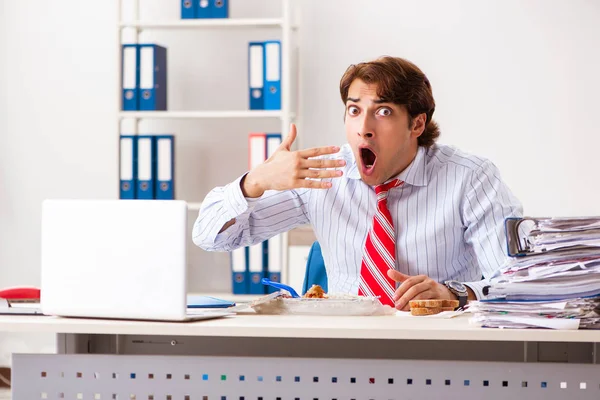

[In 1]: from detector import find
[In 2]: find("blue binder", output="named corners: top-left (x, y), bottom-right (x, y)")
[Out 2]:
top-left (248, 42), bottom-right (265, 110)
top-left (196, 0), bottom-right (211, 18)
top-left (212, 0), bottom-right (229, 18)
top-left (262, 240), bottom-right (272, 294)
top-left (155, 135), bottom-right (175, 200)
top-left (248, 243), bottom-right (265, 294)
top-left (121, 44), bottom-right (139, 111)
top-left (265, 133), bottom-right (283, 292)
top-left (136, 135), bottom-right (156, 200)
top-left (181, 0), bottom-right (195, 19)
top-left (119, 135), bottom-right (137, 199)
top-left (138, 44), bottom-right (167, 111)
top-left (231, 247), bottom-right (248, 294)
top-left (263, 41), bottom-right (281, 110)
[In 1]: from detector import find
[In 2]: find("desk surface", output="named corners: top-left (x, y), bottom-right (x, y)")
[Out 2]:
top-left (0, 313), bottom-right (599, 343)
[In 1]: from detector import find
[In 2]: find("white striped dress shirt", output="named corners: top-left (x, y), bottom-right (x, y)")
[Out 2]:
top-left (192, 143), bottom-right (523, 299)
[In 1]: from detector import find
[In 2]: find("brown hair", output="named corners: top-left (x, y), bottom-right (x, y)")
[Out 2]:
top-left (339, 56), bottom-right (440, 147)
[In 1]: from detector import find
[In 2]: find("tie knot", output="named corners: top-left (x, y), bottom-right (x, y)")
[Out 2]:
top-left (375, 179), bottom-right (403, 200)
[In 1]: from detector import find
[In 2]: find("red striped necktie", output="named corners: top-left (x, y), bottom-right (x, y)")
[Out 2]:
top-left (358, 179), bottom-right (404, 306)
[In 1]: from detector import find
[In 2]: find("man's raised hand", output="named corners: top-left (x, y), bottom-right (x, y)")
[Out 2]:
top-left (242, 123), bottom-right (346, 198)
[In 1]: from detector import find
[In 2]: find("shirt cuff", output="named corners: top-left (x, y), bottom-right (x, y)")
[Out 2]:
top-left (463, 279), bottom-right (490, 300)
top-left (222, 173), bottom-right (261, 218)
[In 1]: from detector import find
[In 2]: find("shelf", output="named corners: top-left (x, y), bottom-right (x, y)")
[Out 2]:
top-left (119, 18), bottom-right (287, 30)
top-left (119, 110), bottom-right (291, 119)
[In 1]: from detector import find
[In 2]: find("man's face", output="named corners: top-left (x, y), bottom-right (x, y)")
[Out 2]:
top-left (345, 79), bottom-right (424, 186)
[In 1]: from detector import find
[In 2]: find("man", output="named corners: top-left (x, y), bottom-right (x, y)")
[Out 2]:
top-left (193, 56), bottom-right (523, 310)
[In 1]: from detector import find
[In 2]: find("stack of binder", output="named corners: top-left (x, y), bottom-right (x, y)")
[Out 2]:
top-left (230, 132), bottom-right (283, 294)
top-left (469, 217), bottom-right (600, 330)
top-left (121, 44), bottom-right (168, 111)
top-left (248, 41), bottom-right (281, 111)
top-left (120, 135), bottom-right (175, 200)
top-left (181, 0), bottom-right (229, 19)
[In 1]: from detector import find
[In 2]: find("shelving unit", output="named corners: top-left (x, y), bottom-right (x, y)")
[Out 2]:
top-left (119, 18), bottom-right (297, 29)
top-left (187, 202), bottom-right (202, 211)
top-left (117, 0), bottom-right (299, 288)
top-left (118, 110), bottom-right (291, 119)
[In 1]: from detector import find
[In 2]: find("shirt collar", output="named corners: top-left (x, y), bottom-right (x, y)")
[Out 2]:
top-left (346, 145), bottom-right (428, 187)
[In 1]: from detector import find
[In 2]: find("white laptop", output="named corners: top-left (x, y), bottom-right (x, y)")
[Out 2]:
top-left (40, 199), bottom-right (233, 322)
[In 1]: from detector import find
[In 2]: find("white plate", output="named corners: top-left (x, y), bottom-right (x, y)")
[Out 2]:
top-left (250, 292), bottom-right (396, 316)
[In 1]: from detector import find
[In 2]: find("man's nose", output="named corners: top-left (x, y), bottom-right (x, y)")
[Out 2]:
top-left (357, 115), bottom-right (375, 138)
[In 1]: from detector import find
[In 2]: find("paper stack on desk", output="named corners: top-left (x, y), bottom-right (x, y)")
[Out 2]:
top-left (469, 217), bottom-right (600, 330)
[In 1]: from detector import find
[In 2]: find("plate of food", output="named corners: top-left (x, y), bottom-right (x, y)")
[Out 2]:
top-left (249, 285), bottom-right (397, 316)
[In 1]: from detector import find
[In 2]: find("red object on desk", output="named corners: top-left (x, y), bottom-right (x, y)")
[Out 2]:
top-left (0, 287), bottom-right (41, 300)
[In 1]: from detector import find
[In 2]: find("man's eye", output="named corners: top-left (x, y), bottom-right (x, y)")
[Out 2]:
top-left (348, 106), bottom-right (359, 115)
top-left (377, 108), bottom-right (391, 116)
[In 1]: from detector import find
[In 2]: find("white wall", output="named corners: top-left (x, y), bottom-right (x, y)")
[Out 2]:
top-left (0, 0), bottom-right (120, 365)
top-left (1, 0), bottom-right (600, 361)
top-left (298, 0), bottom-right (600, 218)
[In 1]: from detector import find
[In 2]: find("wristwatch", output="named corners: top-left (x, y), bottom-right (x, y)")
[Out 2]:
top-left (444, 280), bottom-right (468, 308)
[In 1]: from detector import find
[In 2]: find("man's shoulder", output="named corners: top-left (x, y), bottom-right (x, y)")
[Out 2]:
top-left (425, 143), bottom-right (493, 173)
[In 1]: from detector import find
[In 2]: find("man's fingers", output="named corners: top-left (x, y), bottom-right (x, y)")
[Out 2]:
top-left (297, 179), bottom-right (333, 189)
top-left (398, 290), bottom-right (433, 311)
top-left (298, 145), bottom-right (341, 158)
top-left (393, 275), bottom-right (427, 301)
top-left (280, 123), bottom-right (297, 151)
top-left (298, 169), bottom-right (343, 180)
top-left (396, 282), bottom-right (431, 310)
top-left (387, 269), bottom-right (410, 283)
top-left (302, 158), bottom-right (346, 169)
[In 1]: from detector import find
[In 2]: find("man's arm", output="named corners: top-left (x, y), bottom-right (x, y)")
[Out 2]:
top-left (388, 160), bottom-right (522, 310)
top-left (191, 174), bottom-right (311, 252)
top-left (461, 160), bottom-right (524, 299)
top-left (192, 124), bottom-right (346, 251)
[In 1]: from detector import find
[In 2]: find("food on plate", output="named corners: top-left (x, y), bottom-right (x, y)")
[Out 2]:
top-left (409, 298), bottom-right (459, 316)
top-left (303, 284), bottom-right (327, 299)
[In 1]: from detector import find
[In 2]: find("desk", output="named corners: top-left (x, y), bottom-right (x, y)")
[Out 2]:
top-left (2, 313), bottom-right (600, 399)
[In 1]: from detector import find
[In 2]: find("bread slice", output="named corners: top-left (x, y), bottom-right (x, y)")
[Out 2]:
top-left (441, 307), bottom-right (456, 312)
top-left (410, 307), bottom-right (442, 316)
top-left (409, 299), bottom-right (444, 309)
top-left (442, 299), bottom-right (460, 309)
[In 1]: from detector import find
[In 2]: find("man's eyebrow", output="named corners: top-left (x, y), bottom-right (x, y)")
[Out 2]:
top-left (346, 97), bottom-right (392, 104)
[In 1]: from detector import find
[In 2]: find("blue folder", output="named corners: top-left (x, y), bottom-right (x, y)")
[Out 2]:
top-left (187, 295), bottom-right (235, 308)
top-left (181, 0), bottom-right (195, 19)
top-left (248, 42), bottom-right (265, 110)
top-left (212, 0), bottom-right (229, 18)
top-left (263, 40), bottom-right (281, 110)
top-left (138, 44), bottom-right (167, 111)
top-left (155, 135), bottom-right (175, 200)
top-left (119, 135), bottom-right (137, 199)
top-left (121, 44), bottom-right (139, 111)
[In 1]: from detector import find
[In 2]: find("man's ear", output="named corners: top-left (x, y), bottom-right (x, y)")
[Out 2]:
top-left (411, 113), bottom-right (427, 138)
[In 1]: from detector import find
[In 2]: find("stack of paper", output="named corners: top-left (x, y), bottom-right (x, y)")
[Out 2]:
top-left (469, 217), bottom-right (600, 330)
top-left (507, 217), bottom-right (600, 256)
top-left (469, 299), bottom-right (600, 330)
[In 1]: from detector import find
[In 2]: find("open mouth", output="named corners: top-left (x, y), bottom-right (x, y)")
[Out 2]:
top-left (360, 147), bottom-right (377, 169)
